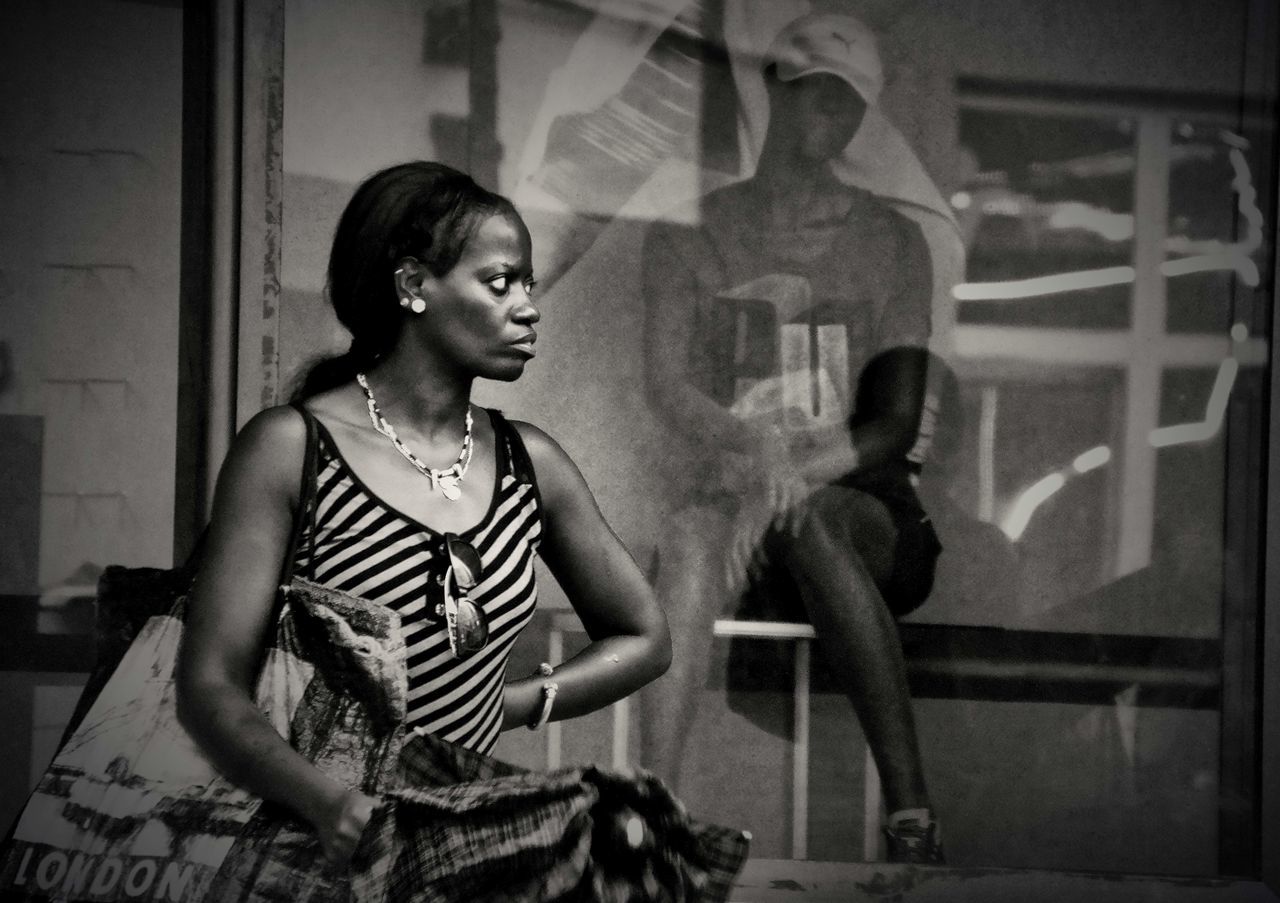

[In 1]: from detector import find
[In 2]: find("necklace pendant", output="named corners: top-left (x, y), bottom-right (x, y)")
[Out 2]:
top-left (357, 374), bottom-right (473, 501)
top-left (437, 474), bottom-right (462, 500)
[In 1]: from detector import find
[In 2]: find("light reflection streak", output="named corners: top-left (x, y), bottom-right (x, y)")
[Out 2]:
top-left (1148, 357), bottom-right (1238, 448)
top-left (1000, 358), bottom-right (1239, 540)
top-left (964, 129), bottom-right (1262, 541)
top-left (1003, 473), bottom-right (1066, 541)
top-left (1071, 446), bottom-right (1112, 473)
top-left (956, 132), bottom-right (1263, 301)
top-left (953, 251), bottom-right (1258, 302)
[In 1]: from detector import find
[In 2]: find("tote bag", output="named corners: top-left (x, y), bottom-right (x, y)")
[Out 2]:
top-left (0, 405), bottom-right (407, 902)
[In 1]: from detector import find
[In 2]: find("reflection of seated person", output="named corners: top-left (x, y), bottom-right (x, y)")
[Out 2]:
top-left (638, 13), bottom-right (943, 864)
top-left (911, 356), bottom-right (1024, 625)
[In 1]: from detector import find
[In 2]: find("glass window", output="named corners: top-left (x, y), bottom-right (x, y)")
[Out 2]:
top-left (956, 109), bottom-right (1137, 330)
top-left (946, 94), bottom-right (1271, 874)
top-left (281, 0), bottom-right (1274, 880)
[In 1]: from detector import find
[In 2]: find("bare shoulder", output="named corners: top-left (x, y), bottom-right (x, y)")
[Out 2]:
top-left (506, 419), bottom-right (589, 501)
top-left (221, 404), bottom-right (310, 501)
top-left (236, 404), bottom-right (308, 454)
top-left (300, 383), bottom-right (360, 424)
top-left (507, 419), bottom-right (571, 470)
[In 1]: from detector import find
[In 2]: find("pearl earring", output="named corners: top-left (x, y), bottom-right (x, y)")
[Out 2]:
top-left (395, 267), bottom-right (426, 314)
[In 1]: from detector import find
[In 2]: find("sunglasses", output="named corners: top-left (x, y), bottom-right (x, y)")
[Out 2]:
top-left (443, 533), bottom-right (488, 659)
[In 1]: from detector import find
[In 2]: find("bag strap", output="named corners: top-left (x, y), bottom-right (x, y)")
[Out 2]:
top-left (176, 528), bottom-right (208, 580)
top-left (488, 409), bottom-right (545, 534)
top-left (487, 408), bottom-right (529, 482)
top-left (279, 402), bottom-right (320, 585)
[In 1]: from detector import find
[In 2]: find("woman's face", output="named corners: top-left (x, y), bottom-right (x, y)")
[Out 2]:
top-left (416, 210), bottom-right (539, 382)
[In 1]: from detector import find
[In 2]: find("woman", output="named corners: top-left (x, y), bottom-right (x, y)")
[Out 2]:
top-left (176, 161), bottom-right (673, 870)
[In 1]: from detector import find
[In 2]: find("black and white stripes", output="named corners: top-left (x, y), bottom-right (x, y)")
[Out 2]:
top-left (296, 417), bottom-right (542, 755)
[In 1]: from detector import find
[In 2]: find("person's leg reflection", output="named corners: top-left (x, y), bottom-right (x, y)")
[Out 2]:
top-left (776, 485), bottom-right (932, 814)
top-left (638, 502), bottom-right (737, 789)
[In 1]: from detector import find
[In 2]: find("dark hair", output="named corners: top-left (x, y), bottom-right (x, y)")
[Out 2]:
top-left (292, 161), bottom-right (518, 400)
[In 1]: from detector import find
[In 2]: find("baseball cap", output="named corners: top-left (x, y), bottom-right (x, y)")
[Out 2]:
top-left (765, 12), bottom-right (883, 106)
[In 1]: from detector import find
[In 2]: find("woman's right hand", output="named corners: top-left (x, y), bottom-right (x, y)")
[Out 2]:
top-left (312, 787), bottom-right (379, 868)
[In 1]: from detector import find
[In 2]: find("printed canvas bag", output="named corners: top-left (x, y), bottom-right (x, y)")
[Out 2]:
top-left (0, 406), bottom-right (406, 902)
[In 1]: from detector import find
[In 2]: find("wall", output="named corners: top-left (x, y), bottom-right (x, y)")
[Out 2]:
top-left (0, 0), bottom-right (183, 584)
top-left (0, 0), bottom-right (184, 833)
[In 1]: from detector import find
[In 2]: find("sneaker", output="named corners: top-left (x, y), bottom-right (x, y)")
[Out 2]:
top-left (882, 815), bottom-right (945, 864)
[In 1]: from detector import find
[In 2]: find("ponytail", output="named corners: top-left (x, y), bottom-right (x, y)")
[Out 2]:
top-left (290, 351), bottom-right (356, 402)
top-left (290, 334), bottom-right (384, 401)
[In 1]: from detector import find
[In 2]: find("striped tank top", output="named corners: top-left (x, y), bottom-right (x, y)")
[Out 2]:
top-left (295, 408), bottom-right (543, 755)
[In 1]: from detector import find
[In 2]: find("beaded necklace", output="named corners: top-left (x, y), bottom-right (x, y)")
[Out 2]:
top-left (356, 372), bottom-right (473, 501)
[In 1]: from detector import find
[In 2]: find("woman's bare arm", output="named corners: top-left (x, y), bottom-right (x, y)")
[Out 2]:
top-left (501, 423), bottom-right (672, 729)
top-left (175, 406), bottom-right (375, 865)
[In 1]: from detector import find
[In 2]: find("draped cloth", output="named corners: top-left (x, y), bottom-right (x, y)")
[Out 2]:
top-left (215, 579), bottom-right (752, 903)
top-left (495, 1), bottom-right (963, 554)
top-left (0, 575), bottom-right (748, 903)
top-left (510, 0), bottom-right (963, 352)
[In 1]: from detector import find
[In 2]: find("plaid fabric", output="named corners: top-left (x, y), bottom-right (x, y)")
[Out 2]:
top-left (347, 734), bottom-right (749, 903)
top-left (215, 582), bottom-right (750, 903)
